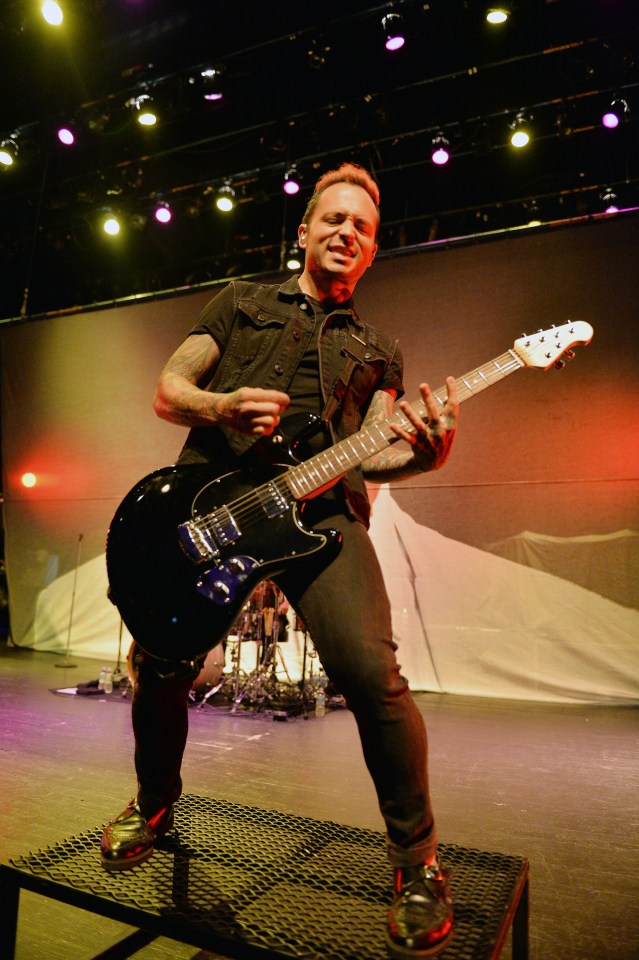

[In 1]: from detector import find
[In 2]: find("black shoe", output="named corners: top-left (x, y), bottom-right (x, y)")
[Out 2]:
top-left (100, 799), bottom-right (174, 871)
top-left (386, 861), bottom-right (454, 958)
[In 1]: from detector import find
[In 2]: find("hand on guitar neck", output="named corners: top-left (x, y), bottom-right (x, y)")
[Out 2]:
top-left (393, 377), bottom-right (459, 473)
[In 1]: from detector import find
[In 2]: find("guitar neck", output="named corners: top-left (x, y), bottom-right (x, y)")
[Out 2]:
top-left (284, 349), bottom-right (523, 500)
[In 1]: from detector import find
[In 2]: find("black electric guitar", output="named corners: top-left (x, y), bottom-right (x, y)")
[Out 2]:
top-left (106, 320), bottom-right (593, 662)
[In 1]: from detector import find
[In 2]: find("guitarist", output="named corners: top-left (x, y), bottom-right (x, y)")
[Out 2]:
top-left (101, 163), bottom-right (459, 959)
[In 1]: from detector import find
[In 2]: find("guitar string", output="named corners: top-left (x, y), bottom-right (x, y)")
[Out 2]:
top-left (190, 354), bottom-right (525, 543)
top-left (189, 353), bottom-right (524, 546)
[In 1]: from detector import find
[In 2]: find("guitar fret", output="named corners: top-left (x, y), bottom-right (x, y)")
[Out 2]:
top-left (371, 421), bottom-right (394, 445)
top-left (344, 436), bottom-right (360, 460)
top-left (333, 447), bottom-right (352, 468)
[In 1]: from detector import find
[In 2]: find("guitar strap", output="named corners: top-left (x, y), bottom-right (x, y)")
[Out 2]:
top-left (321, 332), bottom-right (369, 428)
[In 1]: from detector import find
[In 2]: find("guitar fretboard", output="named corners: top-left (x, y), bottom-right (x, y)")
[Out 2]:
top-left (284, 350), bottom-right (523, 499)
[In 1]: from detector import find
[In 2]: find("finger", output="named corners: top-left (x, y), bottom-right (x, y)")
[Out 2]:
top-left (238, 402), bottom-right (286, 422)
top-left (419, 383), bottom-right (445, 422)
top-left (252, 389), bottom-right (291, 410)
top-left (442, 376), bottom-right (459, 416)
top-left (398, 399), bottom-right (427, 432)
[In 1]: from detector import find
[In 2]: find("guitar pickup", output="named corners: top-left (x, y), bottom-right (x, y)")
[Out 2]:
top-left (209, 506), bottom-right (241, 545)
top-left (257, 482), bottom-right (291, 518)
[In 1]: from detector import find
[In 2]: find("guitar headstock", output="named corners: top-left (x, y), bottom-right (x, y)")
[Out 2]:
top-left (513, 320), bottom-right (594, 370)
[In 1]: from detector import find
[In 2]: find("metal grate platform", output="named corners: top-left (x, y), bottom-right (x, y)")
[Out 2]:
top-left (0, 794), bottom-right (528, 960)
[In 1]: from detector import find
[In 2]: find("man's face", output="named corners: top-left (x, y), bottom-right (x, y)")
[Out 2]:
top-left (298, 182), bottom-right (379, 289)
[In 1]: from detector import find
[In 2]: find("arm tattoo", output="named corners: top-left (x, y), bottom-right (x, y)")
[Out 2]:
top-left (164, 336), bottom-right (217, 385)
top-left (361, 389), bottom-right (420, 481)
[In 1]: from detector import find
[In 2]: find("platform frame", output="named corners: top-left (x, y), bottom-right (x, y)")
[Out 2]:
top-left (0, 794), bottom-right (528, 960)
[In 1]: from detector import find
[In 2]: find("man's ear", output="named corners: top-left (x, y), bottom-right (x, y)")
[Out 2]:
top-left (298, 224), bottom-right (308, 247)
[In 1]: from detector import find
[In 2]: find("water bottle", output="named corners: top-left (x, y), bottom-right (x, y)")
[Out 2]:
top-left (315, 675), bottom-right (327, 717)
top-left (98, 666), bottom-right (107, 691)
top-left (103, 666), bottom-right (113, 694)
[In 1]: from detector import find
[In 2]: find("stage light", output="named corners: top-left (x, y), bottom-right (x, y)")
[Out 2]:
top-left (200, 67), bottom-right (224, 101)
top-left (382, 12), bottom-right (405, 51)
top-left (154, 200), bottom-right (172, 224)
top-left (127, 94), bottom-right (158, 127)
top-left (602, 98), bottom-right (629, 129)
top-left (102, 212), bottom-right (121, 235)
top-left (509, 112), bottom-right (531, 148)
top-left (57, 125), bottom-right (75, 146)
top-left (486, 6), bottom-right (510, 25)
top-left (21, 472), bottom-right (37, 488)
top-left (526, 199), bottom-right (541, 226)
top-left (41, 1), bottom-right (63, 26)
top-left (215, 182), bottom-right (235, 212)
top-left (431, 133), bottom-right (450, 166)
top-left (601, 188), bottom-right (619, 214)
top-left (286, 243), bottom-right (302, 270)
top-left (0, 138), bottom-right (18, 167)
top-left (283, 167), bottom-right (300, 195)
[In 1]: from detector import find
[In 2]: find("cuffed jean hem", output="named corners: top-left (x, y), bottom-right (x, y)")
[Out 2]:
top-left (386, 832), bottom-right (439, 868)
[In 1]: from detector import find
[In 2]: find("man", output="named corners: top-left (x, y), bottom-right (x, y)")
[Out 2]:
top-left (101, 163), bottom-right (459, 958)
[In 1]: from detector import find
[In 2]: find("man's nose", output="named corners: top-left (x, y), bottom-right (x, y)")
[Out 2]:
top-left (339, 218), bottom-right (356, 240)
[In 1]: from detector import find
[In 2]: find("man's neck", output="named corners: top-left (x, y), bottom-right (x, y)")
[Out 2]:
top-left (298, 270), bottom-right (352, 305)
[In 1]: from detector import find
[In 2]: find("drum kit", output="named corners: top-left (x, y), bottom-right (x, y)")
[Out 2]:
top-left (189, 580), bottom-right (324, 716)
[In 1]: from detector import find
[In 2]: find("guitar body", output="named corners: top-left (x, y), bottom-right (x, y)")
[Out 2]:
top-left (106, 437), bottom-right (341, 662)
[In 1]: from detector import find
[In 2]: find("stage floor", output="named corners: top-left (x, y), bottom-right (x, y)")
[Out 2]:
top-left (0, 644), bottom-right (637, 960)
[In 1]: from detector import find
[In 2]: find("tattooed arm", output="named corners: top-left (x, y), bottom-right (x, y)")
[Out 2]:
top-left (362, 377), bottom-right (459, 481)
top-left (152, 333), bottom-right (290, 437)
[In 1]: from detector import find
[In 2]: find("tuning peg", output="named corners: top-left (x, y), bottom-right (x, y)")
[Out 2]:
top-left (554, 359), bottom-right (566, 370)
top-left (565, 349), bottom-right (576, 361)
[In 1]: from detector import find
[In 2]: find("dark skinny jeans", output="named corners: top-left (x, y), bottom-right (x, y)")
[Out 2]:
top-left (131, 498), bottom-right (437, 867)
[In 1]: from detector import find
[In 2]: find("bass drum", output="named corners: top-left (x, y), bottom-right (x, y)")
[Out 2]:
top-left (127, 642), bottom-right (225, 697)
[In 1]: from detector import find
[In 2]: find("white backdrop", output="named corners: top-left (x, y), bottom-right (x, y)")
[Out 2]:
top-left (3, 214), bottom-right (638, 702)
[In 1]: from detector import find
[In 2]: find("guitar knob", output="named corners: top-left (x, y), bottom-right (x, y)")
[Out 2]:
top-left (227, 557), bottom-right (246, 573)
top-left (211, 580), bottom-right (230, 598)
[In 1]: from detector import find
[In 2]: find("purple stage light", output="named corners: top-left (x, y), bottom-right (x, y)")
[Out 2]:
top-left (382, 13), bottom-right (405, 52)
top-left (386, 35), bottom-right (405, 51)
top-left (57, 127), bottom-right (75, 146)
top-left (154, 203), bottom-right (172, 224)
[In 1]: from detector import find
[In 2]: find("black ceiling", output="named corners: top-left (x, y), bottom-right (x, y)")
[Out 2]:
top-left (0, 0), bottom-right (637, 321)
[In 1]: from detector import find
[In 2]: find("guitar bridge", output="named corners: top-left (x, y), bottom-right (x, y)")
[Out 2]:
top-left (177, 518), bottom-right (220, 563)
top-left (178, 506), bottom-right (241, 563)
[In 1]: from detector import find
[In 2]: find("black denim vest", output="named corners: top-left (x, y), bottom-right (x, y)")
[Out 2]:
top-left (180, 277), bottom-right (402, 526)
